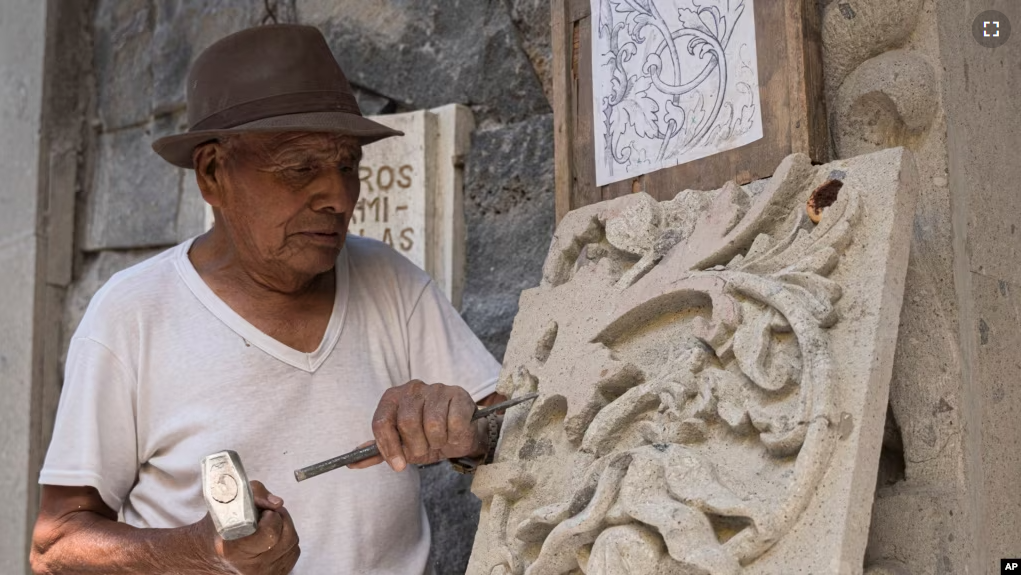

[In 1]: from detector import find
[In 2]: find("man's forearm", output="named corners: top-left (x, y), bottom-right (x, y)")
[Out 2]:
top-left (32, 511), bottom-right (224, 575)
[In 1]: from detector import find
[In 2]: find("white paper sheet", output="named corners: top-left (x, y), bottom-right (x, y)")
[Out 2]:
top-left (592, 0), bottom-right (763, 186)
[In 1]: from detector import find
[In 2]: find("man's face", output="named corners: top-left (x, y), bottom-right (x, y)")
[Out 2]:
top-left (210, 132), bottom-right (362, 279)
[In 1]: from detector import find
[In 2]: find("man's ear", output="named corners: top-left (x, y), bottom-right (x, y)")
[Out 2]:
top-left (192, 142), bottom-right (226, 208)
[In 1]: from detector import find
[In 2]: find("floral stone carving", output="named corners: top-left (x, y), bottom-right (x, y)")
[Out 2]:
top-left (467, 149), bottom-right (919, 574)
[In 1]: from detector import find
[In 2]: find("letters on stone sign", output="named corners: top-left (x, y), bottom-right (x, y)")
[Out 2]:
top-left (349, 106), bottom-right (471, 306)
top-left (352, 163), bottom-right (418, 254)
top-left (358, 164), bottom-right (415, 193)
top-left (467, 150), bottom-right (917, 574)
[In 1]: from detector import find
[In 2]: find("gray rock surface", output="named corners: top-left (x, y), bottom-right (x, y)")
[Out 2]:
top-left (151, 0), bottom-right (264, 115)
top-left (504, 0), bottom-right (554, 104)
top-left (299, 0), bottom-right (550, 126)
top-left (351, 85), bottom-right (397, 116)
top-left (93, 0), bottom-right (153, 130)
top-left (0, 2), bottom-right (47, 571)
top-left (85, 126), bottom-right (182, 250)
top-left (420, 464), bottom-right (479, 575)
top-left (461, 114), bottom-right (555, 362)
top-left (95, 0), bottom-right (266, 128)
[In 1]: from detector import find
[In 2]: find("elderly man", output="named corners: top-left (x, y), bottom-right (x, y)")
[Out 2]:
top-left (31, 25), bottom-right (503, 574)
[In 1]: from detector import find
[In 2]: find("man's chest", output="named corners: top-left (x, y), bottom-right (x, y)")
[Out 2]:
top-left (233, 302), bottom-right (335, 353)
top-left (132, 309), bottom-right (410, 485)
top-left (123, 343), bottom-right (427, 572)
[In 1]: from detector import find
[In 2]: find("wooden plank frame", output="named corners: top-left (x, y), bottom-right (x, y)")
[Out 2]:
top-left (552, 0), bottom-right (828, 223)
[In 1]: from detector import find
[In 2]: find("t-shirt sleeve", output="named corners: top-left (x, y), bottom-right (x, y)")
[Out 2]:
top-left (39, 337), bottom-right (139, 513)
top-left (406, 280), bottom-right (500, 402)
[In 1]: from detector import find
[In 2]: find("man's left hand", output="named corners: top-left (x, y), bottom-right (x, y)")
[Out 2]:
top-left (351, 380), bottom-right (488, 472)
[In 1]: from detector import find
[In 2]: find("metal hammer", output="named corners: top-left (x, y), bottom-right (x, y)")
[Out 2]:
top-left (200, 450), bottom-right (259, 540)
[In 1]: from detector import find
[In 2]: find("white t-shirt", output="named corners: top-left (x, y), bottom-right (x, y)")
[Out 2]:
top-left (40, 235), bottom-right (499, 574)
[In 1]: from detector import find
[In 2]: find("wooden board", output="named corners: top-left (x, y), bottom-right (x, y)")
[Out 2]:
top-left (552, 0), bottom-right (828, 222)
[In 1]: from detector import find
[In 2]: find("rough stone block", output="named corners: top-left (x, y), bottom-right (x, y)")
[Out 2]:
top-left (964, 143), bottom-right (1021, 282)
top-left (0, 3), bottom-right (47, 570)
top-left (885, 236), bottom-right (964, 486)
top-left (151, 0), bottom-right (262, 115)
top-left (832, 50), bottom-right (937, 159)
top-left (461, 114), bottom-right (555, 361)
top-left (864, 486), bottom-right (959, 574)
top-left (506, 0), bottom-right (553, 104)
top-left (971, 273), bottom-right (1022, 563)
top-left (420, 463), bottom-right (481, 575)
top-left (821, 0), bottom-right (924, 95)
top-left (468, 148), bottom-right (919, 573)
top-left (0, 235), bottom-right (37, 575)
top-left (351, 85), bottom-right (396, 116)
top-left (298, 0), bottom-right (550, 125)
top-left (95, 0), bottom-right (262, 126)
top-left (93, 0), bottom-right (153, 129)
top-left (85, 126), bottom-right (181, 250)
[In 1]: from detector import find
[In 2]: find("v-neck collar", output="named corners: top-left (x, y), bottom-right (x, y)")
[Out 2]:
top-left (174, 238), bottom-right (349, 373)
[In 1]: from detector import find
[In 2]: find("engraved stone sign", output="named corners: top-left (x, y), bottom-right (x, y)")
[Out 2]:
top-left (467, 148), bottom-right (918, 574)
top-left (353, 110), bottom-right (434, 268)
top-left (353, 105), bottom-right (473, 306)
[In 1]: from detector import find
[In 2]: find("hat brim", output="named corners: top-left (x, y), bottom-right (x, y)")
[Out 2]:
top-left (152, 110), bottom-right (404, 169)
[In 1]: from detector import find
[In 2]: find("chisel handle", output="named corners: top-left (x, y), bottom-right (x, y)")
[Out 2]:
top-left (293, 393), bottom-right (538, 482)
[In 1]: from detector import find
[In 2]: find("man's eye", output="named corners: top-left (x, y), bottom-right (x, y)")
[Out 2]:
top-left (289, 166), bottom-right (314, 174)
top-left (338, 164), bottom-right (355, 174)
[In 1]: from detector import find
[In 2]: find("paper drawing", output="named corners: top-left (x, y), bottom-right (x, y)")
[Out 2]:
top-left (592, 0), bottom-right (763, 186)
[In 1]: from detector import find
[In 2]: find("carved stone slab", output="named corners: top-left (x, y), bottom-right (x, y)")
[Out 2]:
top-left (467, 148), bottom-right (918, 574)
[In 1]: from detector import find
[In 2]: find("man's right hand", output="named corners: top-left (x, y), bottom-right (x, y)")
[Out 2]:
top-left (198, 480), bottom-right (301, 574)
top-left (32, 482), bottom-right (300, 574)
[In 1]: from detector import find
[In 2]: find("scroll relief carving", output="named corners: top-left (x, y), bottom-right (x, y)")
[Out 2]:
top-left (468, 152), bottom-right (885, 574)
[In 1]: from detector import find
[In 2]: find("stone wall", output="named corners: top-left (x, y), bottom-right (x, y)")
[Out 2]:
top-left (0, 2), bottom-right (48, 572)
top-left (64, 1), bottom-right (555, 573)
top-left (820, 1), bottom-right (969, 571)
top-left (821, 0), bottom-right (1020, 572)
top-left (935, 0), bottom-right (1020, 569)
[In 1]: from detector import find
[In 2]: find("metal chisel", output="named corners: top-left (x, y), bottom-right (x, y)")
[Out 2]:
top-left (294, 393), bottom-right (538, 482)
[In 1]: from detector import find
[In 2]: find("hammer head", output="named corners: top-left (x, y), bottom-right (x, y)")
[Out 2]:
top-left (200, 450), bottom-right (258, 540)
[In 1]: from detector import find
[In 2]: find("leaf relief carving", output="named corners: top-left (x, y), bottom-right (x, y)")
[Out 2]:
top-left (472, 154), bottom-right (872, 574)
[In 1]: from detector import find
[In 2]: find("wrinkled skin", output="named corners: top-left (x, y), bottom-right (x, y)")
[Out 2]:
top-left (32, 132), bottom-right (501, 574)
top-left (32, 481), bottom-right (299, 575)
top-left (188, 132), bottom-right (364, 353)
top-left (352, 379), bottom-right (492, 472)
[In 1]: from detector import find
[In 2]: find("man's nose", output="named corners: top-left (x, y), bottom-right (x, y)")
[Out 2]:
top-left (308, 170), bottom-right (359, 214)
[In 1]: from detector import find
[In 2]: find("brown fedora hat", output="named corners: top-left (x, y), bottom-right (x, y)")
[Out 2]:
top-left (152, 24), bottom-right (402, 169)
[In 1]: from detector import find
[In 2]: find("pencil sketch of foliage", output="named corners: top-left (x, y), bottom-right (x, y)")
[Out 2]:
top-left (592, 0), bottom-right (763, 186)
